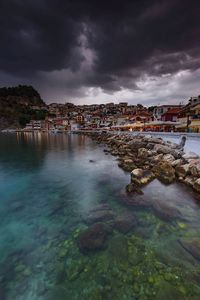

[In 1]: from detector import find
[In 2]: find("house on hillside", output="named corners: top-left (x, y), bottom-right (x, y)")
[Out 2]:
top-left (161, 107), bottom-right (182, 122)
top-left (153, 105), bottom-right (182, 121)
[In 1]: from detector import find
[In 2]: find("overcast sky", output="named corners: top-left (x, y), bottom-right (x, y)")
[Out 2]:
top-left (1, 0), bottom-right (200, 105)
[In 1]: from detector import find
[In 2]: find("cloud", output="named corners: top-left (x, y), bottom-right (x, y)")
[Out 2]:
top-left (0, 0), bottom-right (200, 104)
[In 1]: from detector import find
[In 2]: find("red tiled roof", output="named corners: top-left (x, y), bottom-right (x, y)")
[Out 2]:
top-left (162, 107), bottom-right (181, 115)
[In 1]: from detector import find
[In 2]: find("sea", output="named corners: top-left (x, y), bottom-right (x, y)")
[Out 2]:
top-left (0, 132), bottom-right (200, 300)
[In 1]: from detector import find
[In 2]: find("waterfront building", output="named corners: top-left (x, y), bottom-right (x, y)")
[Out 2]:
top-left (161, 107), bottom-right (182, 122)
top-left (153, 105), bottom-right (182, 121)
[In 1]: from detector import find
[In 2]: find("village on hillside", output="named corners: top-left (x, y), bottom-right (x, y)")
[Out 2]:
top-left (21, 95), bottom-right (200, 133)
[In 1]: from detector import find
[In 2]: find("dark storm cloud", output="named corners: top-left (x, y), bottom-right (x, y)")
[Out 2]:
top-left (0, 0), bottom-right (200, 98)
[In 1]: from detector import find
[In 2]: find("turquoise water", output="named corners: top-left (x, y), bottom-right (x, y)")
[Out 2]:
top-left (1, 133), bottom-right (200, 299)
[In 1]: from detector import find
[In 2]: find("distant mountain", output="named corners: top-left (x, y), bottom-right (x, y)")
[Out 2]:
top-left (0, 85), bottom-right (47, 129)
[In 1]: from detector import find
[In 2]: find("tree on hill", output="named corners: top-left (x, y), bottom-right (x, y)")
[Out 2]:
top-left (0, 85), bottom-right (47, 129)
top-left (0, 85), bottom-right (44, 105)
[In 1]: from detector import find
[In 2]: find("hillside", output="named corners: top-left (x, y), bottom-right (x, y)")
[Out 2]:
top-left (0, 85), bottom-right (47, 129)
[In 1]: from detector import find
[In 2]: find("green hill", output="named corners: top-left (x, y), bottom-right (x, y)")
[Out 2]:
top-left (0, 85), bottom-right (47, 129)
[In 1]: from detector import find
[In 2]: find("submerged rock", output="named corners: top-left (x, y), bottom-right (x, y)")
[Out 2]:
top-left (119, 195), bottom-right (150, 208)
top-left (152, 200), bottom-right (181, 221)
top-left (179, 237), bottom-right (200, 260)
top-left (114, 213), bottom-right (136, 233)
top-left (152, 161), bottom-right (175, 184)
top-left (83, 205), bottom-right (115, 224)
top-left (78, 223), bottom-right (112, 252)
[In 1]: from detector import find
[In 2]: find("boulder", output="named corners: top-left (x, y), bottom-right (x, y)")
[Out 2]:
top-left (163, 154), bottom-right (175, 163)
top-left (154, 144), bottom-right (181, 159)
top-left (184, 176), bottom-right (196, 187)
top-left (129, 139), bottom-right (147, 151)
top-left (131, 168), bottom-right (154, 185)
top-left (137, 148), bottom-right (149, 159)
top-left (193, 178), bottom-right (200, 193)
top-left (118, 160), bottom-right (136, 172)
top-left (171, 159), bottom-right (183, 167)
top-left (175, 164), bottom-right (190, 178)
top-left (150, 154), bottom-right (164, 164)
top-left (152, 161), bottom-right (175, 184)
top-left (126, 183), bottom-right (144, 195)
top-left (183, 152), bottom-right (199, 160)
top-left (78, 223), bottom-right (112, 252)
top-left (148, 137), bottom-right (164, 144)
top-left (189, 162), bottom-right (200, 177)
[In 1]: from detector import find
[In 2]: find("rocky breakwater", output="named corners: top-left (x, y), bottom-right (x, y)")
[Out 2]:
top-left (82, 131), bottom-right (200, 195)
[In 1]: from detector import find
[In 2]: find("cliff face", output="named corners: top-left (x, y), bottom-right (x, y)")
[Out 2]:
top-left (0, 85), bottom-right (46, 129)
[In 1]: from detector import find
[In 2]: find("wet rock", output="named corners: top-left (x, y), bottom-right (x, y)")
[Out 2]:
top-left (171, 159), bottom-right (183, 167)
top-left (189, 162), bottom-right (200, 177)
top-left (154, 144), bottom-right (181, 159)
top-left (193, 178), bottom-right (200, 193)
top-left (183, 152), bottom-right (199, 160)
top-left (179, 237), bottom-right (200, 260)
top-left (175, 164), bottom-right (190, 178)
top-left (147, 137), bottom-right (164, 144)
top-left (152, 200), bottom-right (181, 221)
top-left (150, 154), bottom-right (164, 164)
top-left (114, 213), bottom-right (137, 233)
top-left (78, 223), bottom-right (111, 252)
top-left (118, 160), bottom-right (136, 172)
top-left (137, 148), bottom-right (149, 159)
top-left (111, 150), bottom-right (119, 156)
top-left (163, 154), bottom-right (175, 163)
top-left (83, 205), bottom-right (115, 224)
top-left (131, 168), bottom-right (154, 185)
top-left (126, 183), bottom-right (144, 195)
top-left (152, 161), bottom-right (175, 184)
top-left (184, 176), bottom-right (196, 187)
top-left (129, 139), bottom-right (147, 150)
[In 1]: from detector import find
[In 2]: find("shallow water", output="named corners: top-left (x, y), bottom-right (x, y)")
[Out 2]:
top-left (1, 133), bottom-right (200, 299)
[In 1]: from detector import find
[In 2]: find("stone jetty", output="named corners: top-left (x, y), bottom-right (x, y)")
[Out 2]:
top-left (78, 131), bottom-right (200, 194)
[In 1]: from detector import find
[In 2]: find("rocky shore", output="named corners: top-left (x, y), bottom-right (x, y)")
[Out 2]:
top-left (79, 131), bottom-right (200, 194)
